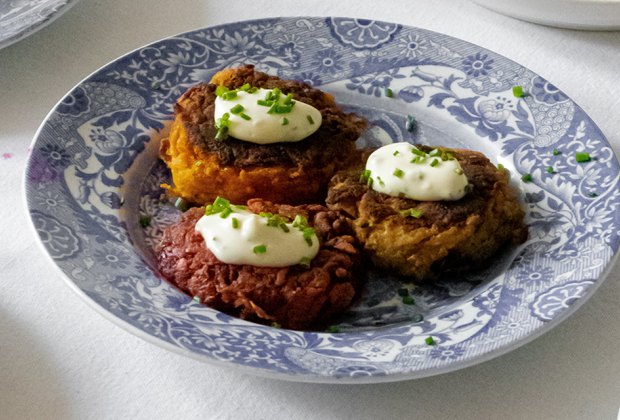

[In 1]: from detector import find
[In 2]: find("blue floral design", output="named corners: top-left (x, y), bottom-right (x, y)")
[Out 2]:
top-left (516, 265), bottom-right (554, 286)
top-left (94, 246), bottom-right (130, 269)
top-left (397, 33), bottom-right (428, 59)
top-left (531, 281), bottom-right (594, 321)
top-left (429, 345), bottom-right (465, 360)
top-left (39, 143), bottom-right (71, 168)
top-left (329, 18), bottom-right (400, 49)
top-left (57, 86), bottom-right (90, 116)
top-left (531, 76), bottom-right (567, 104)
top-left (30, 211), bottom-right (80, 260)
top-left (462, 52), bottom-right (494, 77)
top-left (312, 49), bottom-right (344, 74)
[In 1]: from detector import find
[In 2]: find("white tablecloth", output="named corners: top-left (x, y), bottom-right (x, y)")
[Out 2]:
top-left (1, 0), bottom-right (619, 418)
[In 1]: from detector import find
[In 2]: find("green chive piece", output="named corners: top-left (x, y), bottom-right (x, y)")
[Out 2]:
top-left (393, 168), bottom-right (405, 178)
top-left (307, 115), bottom-right (315, 124)
top-left (393, 150), bottom-right (400, 156)
top-left (553, 148), bottom-right (561, 156)
top-left (455, 168), bottom-right (464, 175)
top-left (219, 207), bottom-right (232, 218)
top-left (282, 117), bottom-right (289, 126)
top-left (430, 159), bottom-right (439, 167)
top-left (576, 152), bottom-right (591, 163)
top-left (239, 83), bottom-right (251, 92)
top-left (139, 215), bottom-right (151, 228)
top-left (384, 87), bottom-right (393, 98)
top-left (412, 314), bottom-right (424, 323)
top-left (397, 288), bottom-right (409, 297)
top-left (406, 115), bottom-right (416, 132)
top-left (326, 325), bottom-right (341, 333)
top-left (497, 163), bottom-right (505, 171)
top-left (232, 217), bottom-right (240, 229)
top-left (359, 169), bottom-right (372, 183)
top-left (230, 104), bottom-right (244, 114)
top-left (589, 192), bottom-right (598, 197)
top-left (512, 85), bottom-right (524, 98)
top-left (253, 244), bottom-right (267, 254)
top-left (302, 227), bottom-right (315, 246)
top-left (174, 197), bottom-right (188, 212)
top-left (546, 166), bottom-right (555, 174)
top-left (222, 90), bottom-right (238, 100)
top-left (192, 295), bottom-right (201, 303)
top-left (402, 296), bottom-right (415, 305)
top-left (400, 208), bottom-right (424, 218)
top-left (257, 99), bottom-right (272, 107)
top-left (205, 196), bottom-right (232, 216)
top-left (239, 113), bottom-right (251, 120)
top-left (521, 173), bottom-right (533, 182)
top-left (215, 86), bottom-right (229, 97)
top-left (425, 336), bottom-right (436, 346)
top-left (270, 322), bottom-right (281, 328)
top-left (283, 93), bottom-right (294, 105)
top-left (299, 257), bottom-right (312, 268)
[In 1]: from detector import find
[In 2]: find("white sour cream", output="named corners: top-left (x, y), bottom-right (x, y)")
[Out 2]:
top-left (195, 208), bottom-right (320, 267)
top-left (213, 88), bottom-right (322, 143)
top-left (365, 142), bottom-right (468, 201)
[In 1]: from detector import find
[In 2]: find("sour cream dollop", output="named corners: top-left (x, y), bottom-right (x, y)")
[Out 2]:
top-left (195, 204), bottom-right (319, 267)
top-left (365, 142), bottom-right (468, 201)
top-left (213, 87), bottom-right (322, 144)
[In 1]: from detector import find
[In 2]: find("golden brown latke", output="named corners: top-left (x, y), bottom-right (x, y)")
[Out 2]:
top-left (160, 64), bottom-right (366, 205)
top-left (326, 147), bottom-right (528, 281)
top-left (155, 200), bottom-right (362, 330)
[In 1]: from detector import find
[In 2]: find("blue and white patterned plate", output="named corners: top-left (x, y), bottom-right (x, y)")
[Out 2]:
top-left (0, 0), bottom-right (78, 50)
top-left (24, 17), bottom-right (620, 383)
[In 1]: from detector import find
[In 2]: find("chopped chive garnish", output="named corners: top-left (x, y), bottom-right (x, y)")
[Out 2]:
top-left (230, 104), bottom-right (244, 114)
top-left (205, 196), bottom-right (231, 216)
top-left (406, 115), bottom-right (416, 132)
top-left (546, 166), bottom-right (555, 174)
top-left (412, 314), bottom-right (424, 323)
top-left (429, 149), bottom-right (440, 157)
top-left (139, 215), bottom-right (151, 228)
top-left (359, 169), bottom-right (372, 184)
top-left (299, 257), bottom-right (312, 267)
top-left (257, 99), bottom-right (272, 107)
top-left (279, 223), bottom-right (290, 233)
top-left (497, 163), bottom-right (505, 171)
top-left (239, 83), bottom-right (251, 91)
top-left (400, 208), bottom-right (424, 218)
top-left (397, 288), bottom-right (409, 297)
top-left (553, 148), bottom-right (561, 156)
top-left (430, 159), bottom-right (439, 167)
top-left (576, 152), bottom-right (591, 163)
top-left (302, 227), bottom-right (315, 246)
top-left (326, 325), bottom-right (341, 333)
top-left (174, 197), bottom-right (188, 212)
top-left (192, 295), bottom-right (201, 303)
top-left (393, 150), bottom-right (400, 156)
top-left (270, 322), bottom-right (281, 328)
top-left (283, 93), bottom-right (294, 105)
top-left (219, 207), bottom-right (232, 218)
top-left (231, 217), bottom-right (240, 229)
top-left (307, 115), bottom-right (315, 124)
top-left (521, 173), bottom-right (533, 182)
top-left (215, 112), bottom-right (231, 141)
top-left (222, 91), bottom-right (238, 100)
top-left (376, 176), bottom-right (385, 187)
top-left (239, 113), bottom-right (251, 120)
top-left (384, 87), bottom-right (393, 98)
top-left (215, 86), bottom-right (229, 97)
top-left (393, 168), bottom-right (405, 178)
top-left (454, 168), bottom-right (464, 175)
top-left (402, 296), bottom-right (415, 305)
top-left (512, 85), bottom-right (524, 98)
top-left (425, 336), bottom-right (436, 346)
top-left (282, 117), bottom-right (289, 126)
top-left (589, 192), bottom-right (598, 197)
top-left (253, 244), bottom-right (267, 254)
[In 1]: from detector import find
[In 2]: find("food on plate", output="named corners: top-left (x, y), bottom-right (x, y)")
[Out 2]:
top-left (155, 197), bottom-right (362, 330)
top-left (159, 64), bottom-right (367, 205)
top-left (326, 142), bottom-right (528, 281)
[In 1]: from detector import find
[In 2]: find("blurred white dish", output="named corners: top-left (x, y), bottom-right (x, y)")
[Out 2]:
top-left (472, 0), bottom-right (620, 30)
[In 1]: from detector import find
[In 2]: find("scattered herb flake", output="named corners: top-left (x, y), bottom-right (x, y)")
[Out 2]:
top-left (512, 85), bottom-right (525, 97)
top-left (393, 168), bottom-right (405, 178)
top-left (553, 148), bottom-right (561, 156)
top-left (282, 117), bottom-right (289, 126)
top-left (231, 217), bottom-right (240, 229)
top-left (139, 215), bottom-right (151, 228)
top-left (306, 115), bottom-right (315, 124)
top-left (576, 152), bottom-right (592, 163)
top-left (546, 166), bottom-right (555, 174)
top-left (174, 197), bottom-right (189, 212)
top-left (253, 244), bottom-right (267, 254)
top-left (405, 115), bottom-right (416, 133)
top-left (425, 336), bottom-right (436, 346)
top-left (521, 173), bottom-right (533, 182)
top-left (384, 87), bottom-right (393, 98)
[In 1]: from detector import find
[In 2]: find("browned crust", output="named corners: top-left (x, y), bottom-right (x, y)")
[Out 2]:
top-left (155, 201), bottom-right (362, 330)
top-left (326, 146), bottom-right (528, 280)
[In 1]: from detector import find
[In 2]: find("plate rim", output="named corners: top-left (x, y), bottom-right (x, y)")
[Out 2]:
top-left (23, 16), bottom-right (620, 383)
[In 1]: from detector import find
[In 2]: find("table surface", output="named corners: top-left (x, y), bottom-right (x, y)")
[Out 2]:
top-left (1, 0), bottom-right (620, 419)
